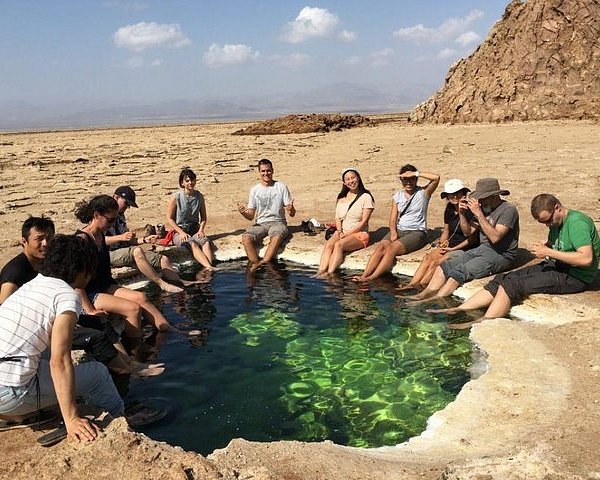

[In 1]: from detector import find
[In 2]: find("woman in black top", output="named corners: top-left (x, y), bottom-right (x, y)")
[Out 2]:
top-left (398, 179), bottom-right (478, 291)
top-left (75, 195), bottom-right (170, 337)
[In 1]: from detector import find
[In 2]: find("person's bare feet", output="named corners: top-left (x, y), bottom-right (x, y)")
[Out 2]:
top-left (351, 275), bottom-right (369, 282)
top-left (132, 364), bottom-right (166, 378)
top-left (426, 307), bottom-right (462, 315)
top-left (448, 318), bottom-right (485, 329)
top-left (158, 280), bottom-right (184, 294)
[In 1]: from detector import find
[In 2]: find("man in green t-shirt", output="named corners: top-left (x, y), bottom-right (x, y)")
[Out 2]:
top-left (427, 193), bottom-right (599, 328)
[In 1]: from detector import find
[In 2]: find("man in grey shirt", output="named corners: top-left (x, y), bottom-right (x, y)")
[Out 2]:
top-left (237, 158), bottom-right (295, 265)
top-left (411, 178), bottom-right (520, 301)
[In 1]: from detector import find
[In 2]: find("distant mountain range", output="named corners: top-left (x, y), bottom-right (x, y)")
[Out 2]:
top-left (0, 82), bottom-right (435, 131)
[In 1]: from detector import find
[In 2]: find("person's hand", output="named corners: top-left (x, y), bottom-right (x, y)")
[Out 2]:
top-left (237, 202), bottom-right (247, 215)
top-left (285, 199), bottom-right (295, 215)
top-left (143, 234), bottom-right (158, 244)
top-left (439, 246), bottom-right (452, 255)
top-left (458, 197), bottom-right (470, 213)
top-left (179, 232), bottom-right (190, 242)
top-left (196, 230), bottom-right (206, 238)
top-left (390, 232), bottom-right (398, 242)
top-left (530, 241), bottom-right (550, 259)
top-left (467, 197), bottom-right (483, 217)
top-left (122, 231), bottom-right (136, 242)
top-left (399, 171), bottom-right (418, 180)
top-left (65, 416), bottom-right (100, 443)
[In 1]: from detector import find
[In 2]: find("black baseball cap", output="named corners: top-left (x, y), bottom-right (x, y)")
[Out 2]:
top-left (114, 186), bottom-right (138, 208)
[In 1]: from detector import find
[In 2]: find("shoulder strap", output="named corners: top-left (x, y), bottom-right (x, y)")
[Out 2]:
top-left (398, 192), bottom-right (416, 219)
top-left (340, 192), bottom-right (364, 221)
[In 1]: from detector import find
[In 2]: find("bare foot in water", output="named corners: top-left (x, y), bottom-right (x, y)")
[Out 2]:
top-left (132, 364), bottom-right (166, 378)
top-left (426, 307), bottom-right (462, 315)
top-left (158, 280), bottom-right (184, 294)
top-left (448, 319), bottom-right (482, 330)
top-left (351, 275), bottom-right (368, 282)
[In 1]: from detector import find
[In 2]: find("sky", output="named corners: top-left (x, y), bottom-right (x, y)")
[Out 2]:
top-left (0, 0), bottom-right (511, 125)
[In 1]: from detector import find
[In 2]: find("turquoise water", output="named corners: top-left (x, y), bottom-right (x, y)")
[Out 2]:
top-left (130, 262), bottom-right (473, 455)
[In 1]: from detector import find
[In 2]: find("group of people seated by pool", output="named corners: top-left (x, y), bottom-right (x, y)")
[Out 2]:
top-left (0, 156), bottom-right (598, 445)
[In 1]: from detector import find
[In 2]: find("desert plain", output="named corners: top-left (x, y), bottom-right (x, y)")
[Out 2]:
top-left (0, 116), bottom-right (599, 479)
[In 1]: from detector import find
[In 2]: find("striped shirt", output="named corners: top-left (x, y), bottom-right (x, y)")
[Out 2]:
top-left (0, 274), bottom-right (81, 387)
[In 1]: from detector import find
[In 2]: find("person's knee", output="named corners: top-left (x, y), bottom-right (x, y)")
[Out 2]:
top-left (159, 255), bottom-right (171, 269)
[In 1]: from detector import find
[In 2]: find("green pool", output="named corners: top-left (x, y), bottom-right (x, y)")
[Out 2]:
top-left (130, 261), bottom-right (473, 455)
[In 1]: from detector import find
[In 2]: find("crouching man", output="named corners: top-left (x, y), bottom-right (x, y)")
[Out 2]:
top-left (429, 194), bottom-right (599, 328)
top-left (0, 235), bottom-right (124, 442)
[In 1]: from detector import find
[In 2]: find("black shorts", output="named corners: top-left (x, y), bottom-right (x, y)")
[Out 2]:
top-left (484, 261), bottom-right (588, 305)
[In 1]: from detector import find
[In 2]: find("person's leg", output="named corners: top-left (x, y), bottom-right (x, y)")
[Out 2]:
top-left (8, 360), bottom-right (124, 418)
top-left (109, 286), bottom-right (170, 332)
top-left (327, 235), bottom-right (364, 273)
top-left (411, 249), bottom-right (469, 300)
top-left (132, 247), bottom-right (183, 293)
top-left (354, 241), bottom-right (388, 281)
top-left (262, 235), bottom-right (285, 262)
top-left (400, 249), bottom-right (441, 289)
top-left (94, 292), bottom-right (142, 338)
top-left (189, 242), bottom-right (216, 270)
top-left (362, 240), bottom-right (406, 281)
top-left (318, 234), bottom-right (339, 274)
top-left (427, 288), bottom-right (495, 314)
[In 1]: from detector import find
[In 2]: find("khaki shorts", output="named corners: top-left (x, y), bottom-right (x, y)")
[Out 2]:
top-left (109, 246), bottom-right (162, 269)
top-left (244, 221), bottom-right (289, 242)
top-left (384, 229), bottom-right (427, 254)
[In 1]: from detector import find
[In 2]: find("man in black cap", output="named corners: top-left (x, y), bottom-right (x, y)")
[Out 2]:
top-left (410, 178), bottom-right (520, 301)
top-left (106, 186), bottom-right (186, 293)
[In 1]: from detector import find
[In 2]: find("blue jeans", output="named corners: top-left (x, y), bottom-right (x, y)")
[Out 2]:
top-left (0, 359), bottom-right (124, 417)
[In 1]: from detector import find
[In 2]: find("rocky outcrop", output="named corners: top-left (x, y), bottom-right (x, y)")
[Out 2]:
top-left (411, 0), bottom-right (600, 123)
top-left (232, 114), bottom-right (371, 135)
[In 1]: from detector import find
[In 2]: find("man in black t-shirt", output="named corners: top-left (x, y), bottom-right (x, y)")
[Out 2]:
top-left (0, 217), bottom-right (54, 305)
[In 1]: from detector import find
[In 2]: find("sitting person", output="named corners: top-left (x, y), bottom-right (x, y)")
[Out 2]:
top-left (0, 234), bottom-right (124, 442)
top-left (0, 217), bottom-right (144, 377)
top-left (106, 185), bottom-right (188, 293)
top-left (165, 169), bottom-right (216, 270)
top-left (353, 164), bottom-right (440, 282)
top-left (75, 195), bottom-right (170, 337)
top-left (429, 194), bottom-right (599, 328)
top-left (0, 216), bottom-right (54, 305)
top-left (410, 178), bottom-right (519, 301)
top-left (237, 158), bottom-right (295, 265)
top-left (316, 168), bottom-right (374, 275)
top-left (398, 179), bottom-right (478, 291)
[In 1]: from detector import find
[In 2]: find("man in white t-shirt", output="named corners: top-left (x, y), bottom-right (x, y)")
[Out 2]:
top-left (237, 158), bottom-right (296, 264)
top-left (0, 235), bottom-right (124, 443)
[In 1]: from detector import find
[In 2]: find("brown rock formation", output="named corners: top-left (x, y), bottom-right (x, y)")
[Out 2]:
top-left (232, 113), bottom-right (371, 135)
top-left (411, 0), bottom-right (600, 123)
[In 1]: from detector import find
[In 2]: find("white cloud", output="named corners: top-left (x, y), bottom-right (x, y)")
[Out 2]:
top-left (393, 9), bottom-right (483, 44)
top-left (269, 53), bottom-right (311, 67)
top-left (338, 30), bottom-right (357, 42)
top-left (203, 43), bottom-right (259, 69)
top-left (370, 48), bottom-right (394, 67)
top-left (455, 31), bottom-right (481, 47)
top-left (150, 58), bottom-right (163, 67)
top-left (113, 22), bottom-right (191, 52)
top-left (281, 7), bottom-right (339, 43)
top-left (437, 48), bottom-right (458, 59)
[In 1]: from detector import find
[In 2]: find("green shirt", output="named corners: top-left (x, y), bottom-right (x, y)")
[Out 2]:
top-left (548, 210), bottom-right (600, 283)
